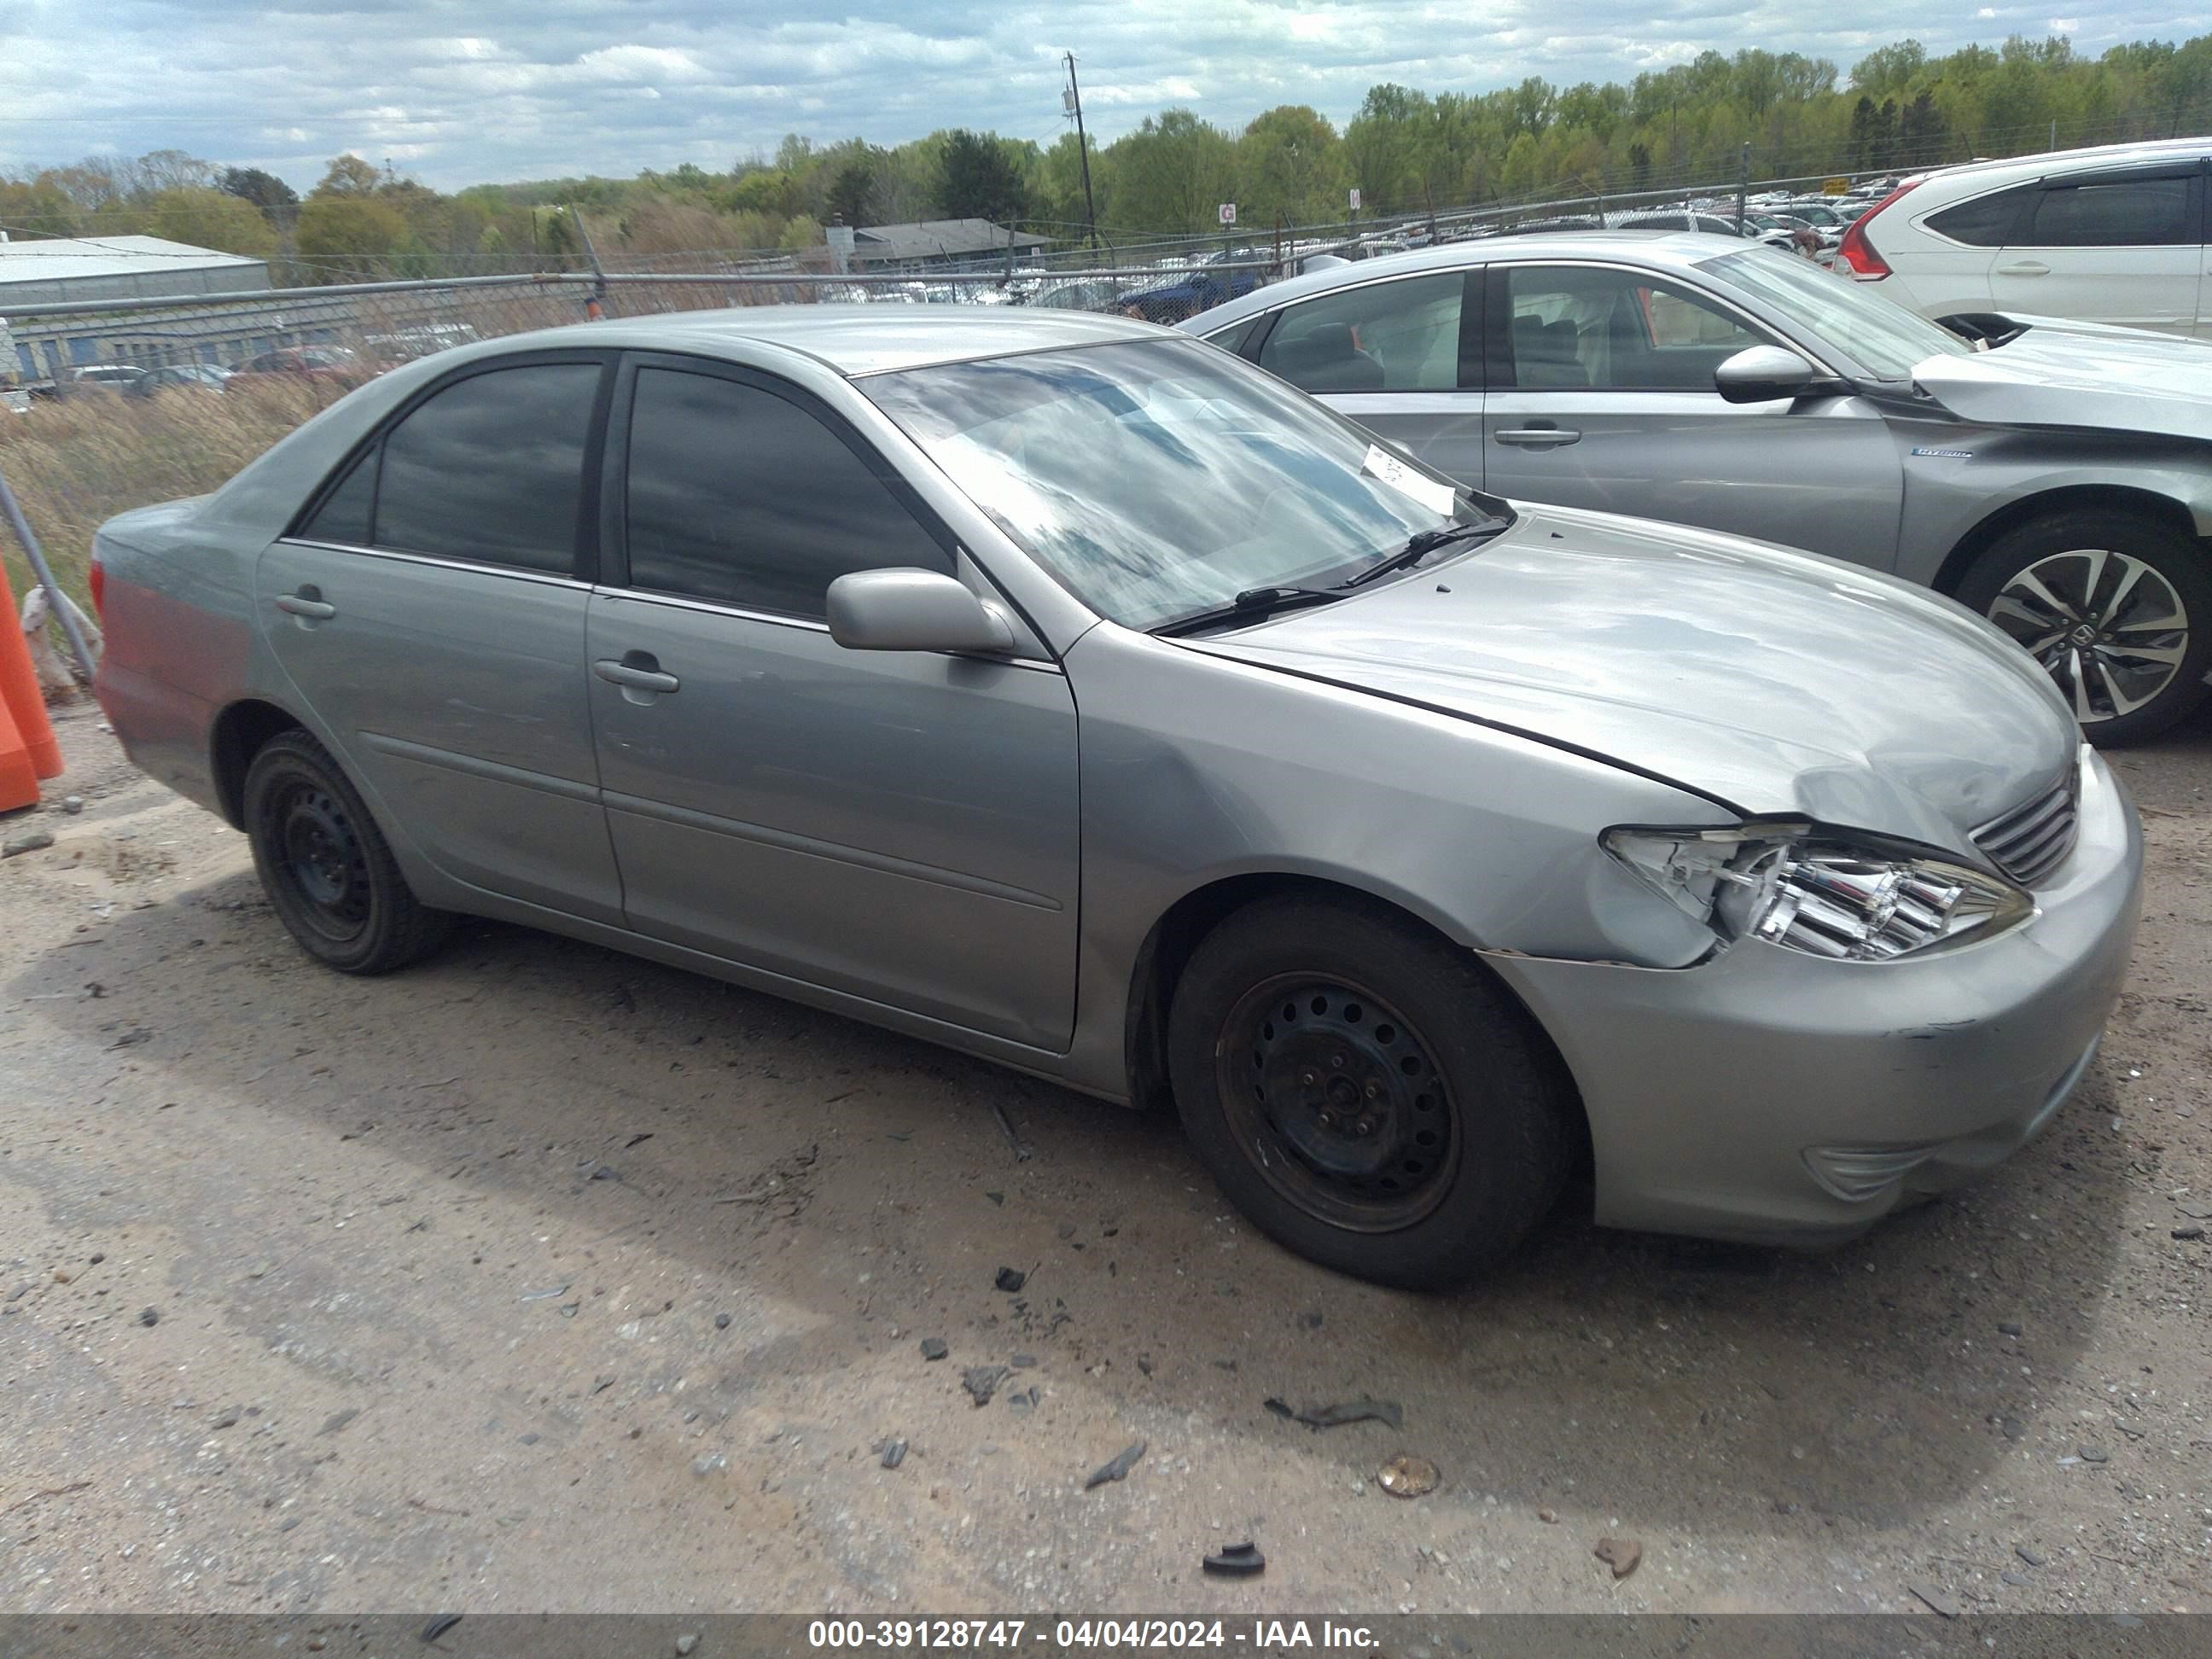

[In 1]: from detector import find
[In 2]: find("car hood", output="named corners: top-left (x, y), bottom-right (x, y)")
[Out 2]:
top-left (1190, 504), bottom-right (2076, 858)
top-left (1914, 320), bottom-right (2212, 441)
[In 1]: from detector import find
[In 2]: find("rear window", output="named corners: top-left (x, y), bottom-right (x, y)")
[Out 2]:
top-left (1925, 185), bottom-right (2036, 247)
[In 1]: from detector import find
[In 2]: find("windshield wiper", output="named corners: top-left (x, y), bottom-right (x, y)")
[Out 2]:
top-left (1150, 585), bottom-right (1348, 638)
top-left (1343, 516), bottom-right (1511, 588)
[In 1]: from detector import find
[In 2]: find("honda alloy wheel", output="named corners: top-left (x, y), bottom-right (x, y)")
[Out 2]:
top-left (1962, 509), bottom-right (2212, 746)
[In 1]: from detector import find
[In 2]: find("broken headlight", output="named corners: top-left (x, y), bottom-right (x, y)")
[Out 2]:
top-left (1602, 820), bottom-right (2034, 963)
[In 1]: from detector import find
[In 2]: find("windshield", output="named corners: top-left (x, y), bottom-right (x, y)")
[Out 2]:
top-left (862, 338), bottom-right (1489, 632)
top-left (1701, 247), bottom-right (1976, 380)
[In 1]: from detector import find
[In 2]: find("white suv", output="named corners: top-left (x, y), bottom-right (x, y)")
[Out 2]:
top-left (1837, 137), bottom-right (2209, 337)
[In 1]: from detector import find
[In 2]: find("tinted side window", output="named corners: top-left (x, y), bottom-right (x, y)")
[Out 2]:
top-left (623, 368), bottom-right (951, 618)
top-left (375, 363), bottom-right (599, 574)
top-left (1925, 185), bottom-right (2036, 247)
top-left (2024, 176), bottom-right (2192, 247)
top-left (300, 447), bottom-right (377, 545)
top-left (1505, 266), bottom-right (1768, 391)
top-left (1202, 316), bottom-right (1260, 355)
top-left (1257, 273), bottom-right (1465, 393)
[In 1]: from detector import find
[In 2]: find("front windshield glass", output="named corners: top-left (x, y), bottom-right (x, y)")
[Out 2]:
top-left (1703, 246), bottom-right (1975, 380)
top-left (863, 338), bottom-right (1487, 632)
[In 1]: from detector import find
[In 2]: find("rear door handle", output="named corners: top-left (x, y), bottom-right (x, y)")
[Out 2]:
top-left (1494, 426), bottom-right (1581, 448)
top-left (593, 655), bottom-right (680, 696)
top-left (274, 590), bottom-right (336, 620)
top-left (1995, 260), bottom-right (2050, 276)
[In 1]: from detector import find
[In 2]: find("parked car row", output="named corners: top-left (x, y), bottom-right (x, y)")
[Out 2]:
top-left (90, 272), bottom-right (2161, 1289)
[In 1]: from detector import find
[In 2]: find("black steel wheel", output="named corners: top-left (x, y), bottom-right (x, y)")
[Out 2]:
top-left (243, 729), bottom-right (451, 974)
top-left (1169, 894), bottom-right (1575, 1289)
top-left (1216, 975), bottom-right (1458, 1232)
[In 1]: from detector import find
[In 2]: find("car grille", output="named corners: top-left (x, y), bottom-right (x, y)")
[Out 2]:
top-left (1972, 766), bottom-right (2081, 888)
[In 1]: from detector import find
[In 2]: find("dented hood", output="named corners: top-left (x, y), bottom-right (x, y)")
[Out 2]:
top-left (1191, 504), bottom-right (2079, 859)
top-left (1913, 319), bottom-right (2212, 441)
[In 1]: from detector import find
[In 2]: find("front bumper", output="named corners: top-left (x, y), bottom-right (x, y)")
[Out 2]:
top-left (1493, 748), bottom-right (2142, 1246)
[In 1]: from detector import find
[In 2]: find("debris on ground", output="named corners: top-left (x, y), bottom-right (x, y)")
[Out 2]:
top-left (714, 1312), bottom-right (731, 1330)
top-left (1377, 1455), bottom-right (1438, 1498)
top-left (61, 796), bottom-right (84, 814)
top-left (879, 1439), bottom-right (907, 1470)
top-left (1007, 1386), bottom-right (1040, 1415)
top-left (136, 1307), bottom-right (159, 1326)
top-left (1594, 1537), bottom-right (1643, 1580)
top-left (1906, 1581), bottom-right (1959, 1618)
top-left (962, 1365), bottom-right (1009, 1407)
top-left (2, 830), bottom-right (54, 858)
top-left (519, 1284), bottom-right (570, 1301)
top-left (919, 1337), bottom-right (948, 1361)
top-left (1084, 1441), bottom-right (1146, 1489)
top-left (1202, 1541), bottom-right (1265, 1578)
top-left (675, 1638), bottom-right (699, 1657)
top-left (1538, 1508), bottom-right (1558, 1523)
top-left (2016, 1545), bottom-right (2047, 1567)
top-left (994, 1266), bottom-right (1027, 1293)
top-left (990, 1099), bottom-right (1032, 1161)
top-left (318, 1407), bottom-right (359, 1436)
top-left (1264, 1396), bottom-right (1403, 1430)
top-left (691, 1452), bottom-right (728, 1476)
top-left (420, 1613), bottom-right (463, 1643)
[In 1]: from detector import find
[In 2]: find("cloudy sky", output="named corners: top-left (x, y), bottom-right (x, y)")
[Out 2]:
top-left (1, 2), bottom-right (2203, 190)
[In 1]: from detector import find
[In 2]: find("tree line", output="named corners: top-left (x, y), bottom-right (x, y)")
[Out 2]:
top-left (3, 32), bottom-right (2208, 281)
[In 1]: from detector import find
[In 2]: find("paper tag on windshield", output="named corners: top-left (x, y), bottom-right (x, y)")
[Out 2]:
top-left (1361, 444), bottom-right (1456, 518)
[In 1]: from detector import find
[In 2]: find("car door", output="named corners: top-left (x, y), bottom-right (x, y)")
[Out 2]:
top-left (1478, 260), bottom-right (1905, 568)
top-left (257, 352), bottom-right (625, 923)
top-left (585, 354), bottom-right (1081, 1051)
top-left (1988, 164), bottom-right (2204, 336)
top-left (1245, 269), bottom-right (1485, 486)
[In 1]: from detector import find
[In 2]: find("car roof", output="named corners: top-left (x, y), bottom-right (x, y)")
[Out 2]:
top-left (1177, 231), bottom-right (1732, 331)
top-left (474, 304), bottom-right (1167, 378)
top-left (1912, 135), bottom-right (2210, 189)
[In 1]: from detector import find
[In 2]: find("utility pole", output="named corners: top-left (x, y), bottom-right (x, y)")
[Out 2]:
top-left (1735, 140), bottom-right (1750, 232)
top-left (1064, 52), bottom-right (1099, 253)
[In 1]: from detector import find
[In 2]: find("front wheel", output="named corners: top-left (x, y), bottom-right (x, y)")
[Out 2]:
top-left (1958, 509), bottom-right (2212, 746)
top-left (242, 730), bottom-right (451, 974)
top-left (1167, 896), bottom-right (1574, 1289)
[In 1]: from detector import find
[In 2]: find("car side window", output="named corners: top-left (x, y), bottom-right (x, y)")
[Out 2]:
top-left (622, 367), bottom-right (952, 620)
top-left (1256, 273), bottom-right (1466, 393)
top-left (300, 447), bottom-right (377, 545)
top-left (1504, 266), bottom-right (1769, 392)
top-left (1202, 316), bottom-right (1260, 355)
top-left (2021, 175), bottom-right (2194, 247)
top-left (373, 363), bottom-right (600, 575)
top-left (1925, 183), bottom-right (2038, 247)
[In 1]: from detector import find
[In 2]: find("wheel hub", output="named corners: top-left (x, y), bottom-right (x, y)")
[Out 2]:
top-left (277, 788), bottom-right (370, 932)
top-left (1985, 546), bottom-right (2189, 724)
top-left (1221, 978), bottom-right (1456, 1231)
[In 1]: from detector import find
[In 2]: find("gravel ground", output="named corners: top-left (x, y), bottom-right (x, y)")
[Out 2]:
top-left (1, 701), bottom-right (2207, 1616)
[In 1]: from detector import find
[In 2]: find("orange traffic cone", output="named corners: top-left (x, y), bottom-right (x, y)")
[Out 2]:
top-left (0, 693), bottom-right (41, 812)
top-left (0, 561), bottom-right (64, 806)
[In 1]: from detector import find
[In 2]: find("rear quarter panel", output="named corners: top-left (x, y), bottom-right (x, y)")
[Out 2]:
top-left (93, 499), bottom-right (263, 817)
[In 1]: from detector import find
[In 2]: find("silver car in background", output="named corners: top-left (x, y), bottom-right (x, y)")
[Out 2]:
top-left (92, 309), bottom-right (2140, 1288)
top-left (1181, 232), bottom-right (2212, 742)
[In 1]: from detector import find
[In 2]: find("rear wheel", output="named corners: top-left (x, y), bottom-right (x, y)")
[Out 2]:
top-left (242, 731), bottom-right (451, 974)
top-left (1167, 895), bottom-right (1573, 1289)
top-left (1959, 509), bottom-right (2212, 746)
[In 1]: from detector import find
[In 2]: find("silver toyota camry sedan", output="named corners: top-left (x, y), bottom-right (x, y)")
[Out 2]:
top-left (1180, 232), bottom-right (2212, 742)
top-left (91, 307), bottom-right (2142, 1289)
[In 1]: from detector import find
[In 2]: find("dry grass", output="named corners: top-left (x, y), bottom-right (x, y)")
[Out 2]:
top-left (0, 382), bottom-right (337, 608)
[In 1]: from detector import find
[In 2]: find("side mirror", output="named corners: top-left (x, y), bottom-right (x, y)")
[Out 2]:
top-left (1714, 345), bottom-right (1823, 404)
top-left (826, 568), bottom-right (1016, 655)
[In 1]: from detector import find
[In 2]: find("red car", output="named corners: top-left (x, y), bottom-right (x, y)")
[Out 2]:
top-left (229, 346), bottom-right (369, 387)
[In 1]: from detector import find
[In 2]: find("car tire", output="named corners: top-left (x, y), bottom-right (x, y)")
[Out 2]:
top-left (1167, 894), bottom-right (1574, 1289)
top-left (242, 730), bottom-right (451, 975)
top-left (1958, 509), bottom-right (2212, 746)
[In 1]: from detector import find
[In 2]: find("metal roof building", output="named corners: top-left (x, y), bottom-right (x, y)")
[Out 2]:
top-left (0, 234), bottom-right (270, 308)
top-left (850, 218), bottom-right (1051, 267)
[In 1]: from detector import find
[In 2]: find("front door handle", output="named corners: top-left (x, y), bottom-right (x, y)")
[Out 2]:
top-left (1995, 260), bottom-right (2050, 276)
top-left (1494, 425), bottom-right (1582, 448)
top-left (593, 655), bottom-right (680, 699)
top-left (275, 588), bottom-right (336, 620)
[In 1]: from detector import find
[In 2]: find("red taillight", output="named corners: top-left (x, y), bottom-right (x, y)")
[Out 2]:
top-left (88, 555), bottom-right (105, 620)
top-left (1837, 178), bottom-right (1920, 280)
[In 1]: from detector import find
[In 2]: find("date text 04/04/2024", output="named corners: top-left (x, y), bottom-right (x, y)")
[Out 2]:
top-left (806, 1621), bottom-right (1380, 1650)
